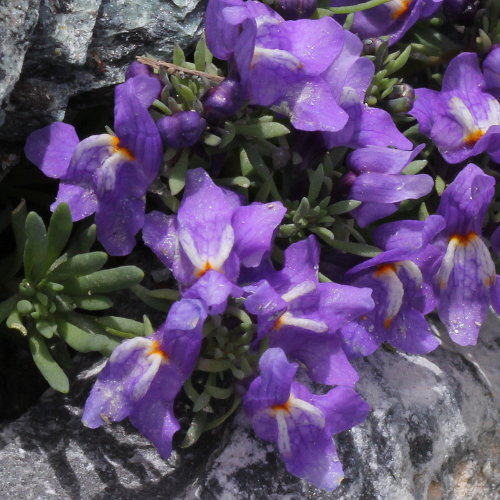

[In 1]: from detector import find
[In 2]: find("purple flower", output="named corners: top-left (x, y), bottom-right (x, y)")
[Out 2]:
top-left (205, 0), bottom-right (411, 147)
top-left (320, 29), bottom-right (412, 150)
top-left (374, 164), bottom-right (500, 345)
top-left (24, 75), bottom-right (162, 256)
top-left (243, 236), bottom-right (374, 386)
top-left (331, 0), bottom-right (442, 45)
top-left (410, 52), bottom-right (500, 164)
top-left (340, 247), bottom-right (440, 358)
top-left (82, 299), bottom-right (207, 458)
top-left (157, 111), bottom-right (207, 149)
top-left (202, 78), bottom-right (244, 123)
top-left (345, 144), bottom-right (433, 227)
top-left (143, 168), bottom-right (286, 313)
top-left (243, 348), bottom-right (369, 491)
top-left (484, 45), bottom-right (500, 101)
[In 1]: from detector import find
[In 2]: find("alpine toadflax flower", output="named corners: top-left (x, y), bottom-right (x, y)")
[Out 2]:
top-left (410, 52), bottom-right (500, 164)
top-left (374, 164), bottom-right (500, 345)
top-left (331, 0), bottom-right (442, 45)
top-left (143, 168), bottom-right (286, 314)
top-left (243, 348), bottom-right (369, 491)
top-left (24, 74), bottom-right (162, 255)
top-left (82, 299), bottom-right (207, 458)
top-left (243, 236), bottom-right (374, 386)
top-left (344, 144), bottom-right (433, 227)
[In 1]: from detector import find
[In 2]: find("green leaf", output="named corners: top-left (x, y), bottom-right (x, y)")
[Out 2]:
top-left (235, 121), bottom-right (290, 139)
top-left (24, 212), bottom-right (48, 282)
top-left (311, 227), bottom-right (381, 257)
top-left (94, 315), bottom-right (146, 337)
top-left (132, 284), bottom-right (171, 312)
top-left (172, 44), bottom-right (185, 66)
top-left (180, 412), bottom-right (207, 448)
top-left (205, 384), bottom-right (234, 400)
top-left (385, 45), bottom-right (411, 75)
top-left (193, 391), bottom-right (211, 412)
top-left (168, 150), bottom-right (189, 196)
top-left (62, 266), bottom-right (144, 295)
top-left (29, 333), bottom-right (69, 393)
top-left (328, 200), bottom-right (362, 215)
top-left (47, 252), bottom-right (108, 281)
top-left (0, 296), bottom-right (17, 323)
top-left (36, 320), bottom-right (57, 339)
top-left (143, 315), bottom-right (154, 336)
top-left (204, 395), bottom-right (241, 431)
top-left (435, 176), bottom-right (446, 196)
top-left (402, 160), bottom-right (427, 175)
top-left (307, 165), bottom-right (324, 204)
top-left (197, 358), bottom-right (233, 372)
top-left (194, 34), bottom-right (208, 71)
top-left (6, 309), bottom-right (27, 335)
top-left (57, 317), bottom-right (121, 355)
top-left (72, 295), bottom-right (114, 311)
top-left (45, 203), bottom-right (73, 271)
top-left (220, 121), bottom-right (236, 148)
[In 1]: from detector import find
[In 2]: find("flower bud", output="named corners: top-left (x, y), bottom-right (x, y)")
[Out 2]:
top-left (385, 84), bottom-right (415, 114)
top-left (362, 38), bottom-right (386, 56)
top-left (274, 0), bottom-right (317, 20)
top-left (157, 111), bottom-right (207, 149)
top-left (202, 79), bottom-right (244, 123)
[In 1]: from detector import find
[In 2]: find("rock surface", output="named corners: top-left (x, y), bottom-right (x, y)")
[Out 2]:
top-left (0, 313), bottom-right (498, 499)
top-left (0, 0), bottom-right (205, 140)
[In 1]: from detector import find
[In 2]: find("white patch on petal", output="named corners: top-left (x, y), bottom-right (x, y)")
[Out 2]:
top-left (396, 260), bottom-right (423, 287)
top-left (98, 154), bottom-right (123, 191)
top-left (449, 96), bottom-right (500, 144)
top-left (281, 280), bottom-right (316, 303)
top-left (290, 396), bottom-right (325, 428)
top-left (251, 47), bottom-right (303, 72)
top-left (386, 0), bottom-right (411, 19)
top-left (274, 410), bottom-right (292, 457)
top-left (178, 227), bottom-right (206, 270)
top-left (374, 264), bottom-right (404, 328)
top-left (131, 353), bottom-right (164, 401)
top-left (277, 311), bottom-right (328, 333)
top-left (109, 337), bottom-right (152, 363)
top-left (210, 224), bottom-right (235, 270)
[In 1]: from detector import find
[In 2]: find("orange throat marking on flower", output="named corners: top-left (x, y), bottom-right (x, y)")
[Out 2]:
top-left (450, 232), bottom-right (477, 246)
top-left (272, 314), bottom-right (285, 331)
top-left (271, 399), bottom-right (291, 415)
top-left (391, 0), bottom-right (411, 19)
top-left (383, 317), bottom-right (394, 329)
top-left (464, 129), bottom-right (485, 146)
top-left (374, 263), bottom-right (397, 278)
top-left (148, 340), bottom-right (169, 362)
top-left (195, 261), bottom-right (217, 278)
top-left (111, 136), bottom-right (135, 161)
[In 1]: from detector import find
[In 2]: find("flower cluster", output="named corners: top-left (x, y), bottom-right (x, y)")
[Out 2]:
top-left (20, 0), bottom-right (500, 493)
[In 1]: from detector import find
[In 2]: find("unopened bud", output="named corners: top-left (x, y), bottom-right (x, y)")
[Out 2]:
top-left (362, 38), bottom-right (385, 56)
top-left (385, 84), bottom-right (415, 113)
top-left (274, 0), bottom-right (317, 20)
top-left (157, 111), bottom-right (207, 149)
top-left (202, 79), bottom-right (244, 123)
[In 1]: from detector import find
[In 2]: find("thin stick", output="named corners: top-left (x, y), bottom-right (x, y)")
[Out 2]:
top-left (136, 56), bottom-right (224, 83)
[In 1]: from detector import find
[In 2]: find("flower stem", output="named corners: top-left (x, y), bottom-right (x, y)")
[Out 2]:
top-left (328, 0), bottom-right (392, 15)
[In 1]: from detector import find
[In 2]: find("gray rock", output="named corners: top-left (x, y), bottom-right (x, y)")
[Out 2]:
top-left (0, 0), bottom-right (40, 128)
top-left (0, 315), bottom-right (498, 499)
top-left (0, 0), bottom-right (205, 140)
